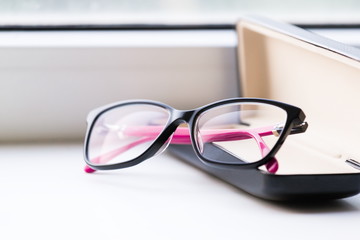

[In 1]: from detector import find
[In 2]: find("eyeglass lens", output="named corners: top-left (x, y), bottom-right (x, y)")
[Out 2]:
top-left (87, 104), bottom-right (171, 166)
top-left (194, 102), bottom-right (287, 164)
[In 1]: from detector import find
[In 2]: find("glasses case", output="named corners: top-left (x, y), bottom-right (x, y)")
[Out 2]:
top-left (169, 16), bottom-right (360, 201)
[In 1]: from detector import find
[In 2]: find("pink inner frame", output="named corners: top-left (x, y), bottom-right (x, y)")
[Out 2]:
top-left (85, 125), bottom-right (279, 174)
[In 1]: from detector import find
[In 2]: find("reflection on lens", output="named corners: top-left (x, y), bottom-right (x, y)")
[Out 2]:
top-left (194, 103), bottom-right (287, 164)
top-left (87, 104), bottom-right (170, 166)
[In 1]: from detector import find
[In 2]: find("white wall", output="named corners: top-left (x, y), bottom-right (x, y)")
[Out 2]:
top-left (0, 30), bottom-right (239, 141)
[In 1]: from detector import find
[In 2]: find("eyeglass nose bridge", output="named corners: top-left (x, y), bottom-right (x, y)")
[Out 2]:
top-left (150, 109), bottom-right (196, 152)
top-left (171, 109), bottom-right (196, 122)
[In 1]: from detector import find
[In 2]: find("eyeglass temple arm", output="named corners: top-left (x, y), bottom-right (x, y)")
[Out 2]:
top-left (84, 126), bottom-right (274, 173)
top-left (84, 122), bottom-right (307, 173)
top-left (118, 126), bottom-right (268, 144)
top-left (117, 121), bottom-right (307, 144)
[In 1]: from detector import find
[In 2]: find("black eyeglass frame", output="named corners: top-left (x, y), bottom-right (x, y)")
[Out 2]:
top-left (84, 98), bottom-right (307, 171)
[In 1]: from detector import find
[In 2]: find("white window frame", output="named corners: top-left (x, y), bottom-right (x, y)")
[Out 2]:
top-left (0, 24), bottom-right (357, 142)
top-left (0, 28), bottom-right (239, 141)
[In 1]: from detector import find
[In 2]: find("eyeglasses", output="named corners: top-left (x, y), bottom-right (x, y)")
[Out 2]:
top-left (83, 98), bottom-right (308, 174)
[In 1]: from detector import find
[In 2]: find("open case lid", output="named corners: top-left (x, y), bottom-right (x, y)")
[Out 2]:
top-left (169, 16), bottom-right (360, 200)
top-left (237, 16), bottom-right (360, 175)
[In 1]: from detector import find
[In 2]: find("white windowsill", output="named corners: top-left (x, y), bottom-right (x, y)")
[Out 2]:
top-left (1, 143), bottom-right (359, 240)
top-left (0, 30), bottom-right (237, 47)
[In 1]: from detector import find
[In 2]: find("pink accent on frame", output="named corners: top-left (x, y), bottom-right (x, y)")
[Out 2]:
top-left (85, 125), bottom-right (279, 174)
top-left (84, 165), bottom-right (96, 173)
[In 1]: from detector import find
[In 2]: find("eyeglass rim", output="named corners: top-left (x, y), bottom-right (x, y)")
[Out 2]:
top-left (83, 97), bottom-right (306, 171)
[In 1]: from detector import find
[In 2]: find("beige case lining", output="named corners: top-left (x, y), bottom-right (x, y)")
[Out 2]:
top-left (237, 20), bottom-right (360, 174)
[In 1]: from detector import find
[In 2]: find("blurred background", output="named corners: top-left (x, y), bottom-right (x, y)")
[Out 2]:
top-left (0, 0), bottom-right (359, 25)
top-left (0, 0), bottom-right (359, 142)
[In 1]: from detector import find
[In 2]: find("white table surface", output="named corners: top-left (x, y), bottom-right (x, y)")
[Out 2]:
top-left (0, 143), bottom-right (359, 240)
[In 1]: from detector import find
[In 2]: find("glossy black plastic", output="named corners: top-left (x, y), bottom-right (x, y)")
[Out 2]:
top-left (169, 144), bottom-right (360, 201)
top-left (84, 97), bottom-right (306, 171)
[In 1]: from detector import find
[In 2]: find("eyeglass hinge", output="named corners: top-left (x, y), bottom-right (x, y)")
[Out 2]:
top-left (272, 122), bottom-right (308, 137)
